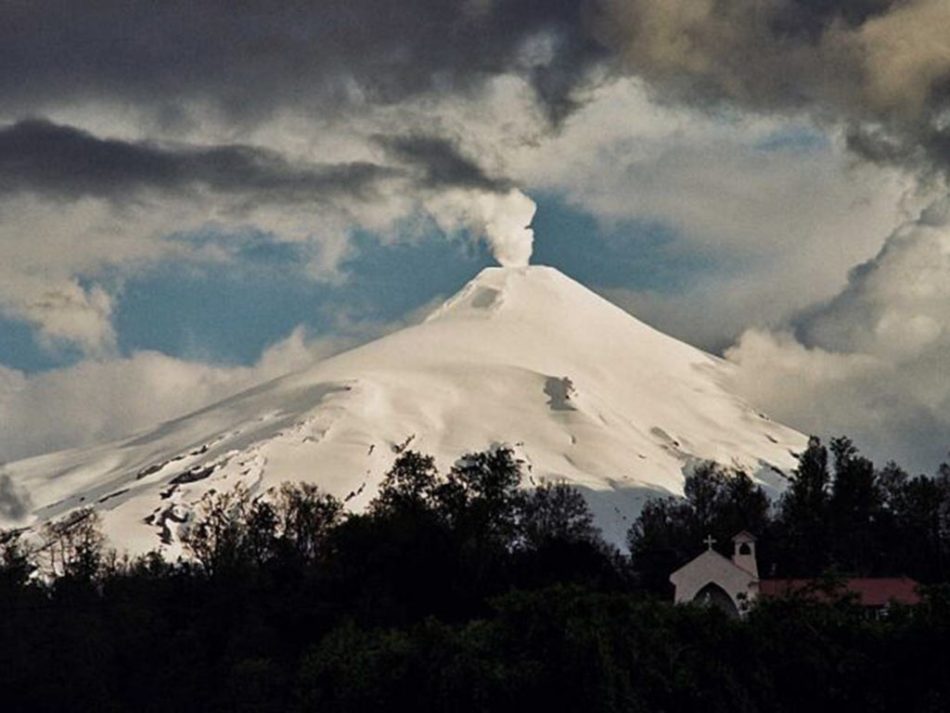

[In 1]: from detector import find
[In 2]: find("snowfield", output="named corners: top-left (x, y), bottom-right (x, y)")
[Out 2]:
top-left (1, 266), bottom-right (806, 553)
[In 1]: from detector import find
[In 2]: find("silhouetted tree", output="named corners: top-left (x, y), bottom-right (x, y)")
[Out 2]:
top-left (369, 450), bottom-right (440, 517)
top-left (0, 529), bottom-right (34, 589)
top-left (519, 482), bottom-right (598, 549)
top-left (184, 484), bottom-right (270, 574)
top-left (40, 508), bottom-right (105, 582)
top-left (274, 481), bottom-right (342, 564)
top-left (439, 447), bottom-right (524, 545)
top-left (827, 436), bottom-right (882, 573)
top-left (778, 436), bottom-right (832, 574)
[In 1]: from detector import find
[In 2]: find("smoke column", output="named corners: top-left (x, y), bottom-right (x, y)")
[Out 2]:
top-left (427, 188), bottom-right (537, 267)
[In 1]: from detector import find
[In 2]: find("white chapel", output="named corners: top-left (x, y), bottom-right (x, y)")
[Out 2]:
top-left (669, 531), bottom-right (760, 617)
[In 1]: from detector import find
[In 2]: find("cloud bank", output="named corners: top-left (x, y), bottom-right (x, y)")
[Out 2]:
top-left (727, 199), bottom-right (950, 471)
top-left (0, 329), bottom-right (352, 463)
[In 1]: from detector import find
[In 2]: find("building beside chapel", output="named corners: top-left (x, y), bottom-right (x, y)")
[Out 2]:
top-left (670, 531), bottom-right (921, 618)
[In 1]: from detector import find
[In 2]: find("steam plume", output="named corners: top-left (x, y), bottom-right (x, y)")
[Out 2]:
top-left (427, 188), bottom-right (537, 267)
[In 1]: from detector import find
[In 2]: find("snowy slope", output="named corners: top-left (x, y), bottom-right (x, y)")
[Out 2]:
top-left (1, 266), bottom-right (806, 552)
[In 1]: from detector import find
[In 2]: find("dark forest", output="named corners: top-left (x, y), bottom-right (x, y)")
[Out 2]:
top-left (3, 438), bottom-right (950, 712)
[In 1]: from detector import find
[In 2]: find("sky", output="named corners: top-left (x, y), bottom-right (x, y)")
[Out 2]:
top-left (1, 0), bottom-right (949, 473)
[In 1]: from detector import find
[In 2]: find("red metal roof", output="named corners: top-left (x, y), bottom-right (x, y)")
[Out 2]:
top-left (759, 577), bottom-right (921, 607)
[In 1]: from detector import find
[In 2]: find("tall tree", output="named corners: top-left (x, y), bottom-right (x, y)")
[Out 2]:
top-left (828, 436), bottom-right (882, 574)
top-left (778, 437), bottom-right (832, 575)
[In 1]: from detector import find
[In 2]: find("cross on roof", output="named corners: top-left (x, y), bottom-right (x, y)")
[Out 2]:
top-left (704, 535), bottom-right (716, 550)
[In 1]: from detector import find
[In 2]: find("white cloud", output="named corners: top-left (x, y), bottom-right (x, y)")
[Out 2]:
top-left (494, 78), bottom-right (931, 346)
top-left (725, 201), bottom-right (950, 473)
top-left (0, 195), bottom-right (164, 356)
top-left (0, 328), bottom-right (351, 462)
top-left (6, 279), bottom-right (115, 355)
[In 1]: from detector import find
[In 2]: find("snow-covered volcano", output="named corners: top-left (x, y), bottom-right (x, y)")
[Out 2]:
top-left (1, 266), bottom-right (805, 552)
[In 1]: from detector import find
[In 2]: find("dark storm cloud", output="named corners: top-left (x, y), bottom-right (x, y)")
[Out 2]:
top-left (845, 126), bottom-right (920, 169)
top-left (769, 0), bottom-right (899, 38)
top-left (596, 0), bottom-right (910, 111)
top-left (377, 134), bottom-right (511, 192)
top-left (0, 119), bottom-right (399, 203)
top-left (595, 0), bottom-right (950, 175)
top-left (1, 0), bottom-right (947, 182)
top-left (0, 0), bottom-right (605, 126)
top-left (846, 123), bottom-right (950, 177)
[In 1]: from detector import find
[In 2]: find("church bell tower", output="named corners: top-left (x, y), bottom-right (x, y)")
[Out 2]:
top-left (731, 531), bottom-right (759, 579)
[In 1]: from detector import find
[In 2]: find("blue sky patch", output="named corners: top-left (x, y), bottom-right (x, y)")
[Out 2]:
top-left (754, 126), bottom-right (829, 153)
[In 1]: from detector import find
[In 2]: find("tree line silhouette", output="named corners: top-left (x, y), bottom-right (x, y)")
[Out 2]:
top-left (2, 438), bottom-right (950, 712)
